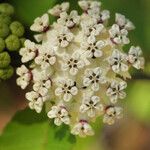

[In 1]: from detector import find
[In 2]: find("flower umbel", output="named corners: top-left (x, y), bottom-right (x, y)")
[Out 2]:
top-left (16, 1), bottom-right (145, 137)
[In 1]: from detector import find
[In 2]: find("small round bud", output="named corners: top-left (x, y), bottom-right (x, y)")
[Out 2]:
top-left (0, 65), bottom-right (14, 80)
top-left (0, 52), bottom-right (11, 68)
top-left (0, 13), bottom-right (11, 25)
top-left (0, 38), bottom-right (5, 52)
top-left (10, 21), bottom-right (25, 37)
top-left (0, 3), bottom-right (14, 16)
top-left (0, 23), bottom-right (10, 38)
top-left (5, 34), bottom-right (21, 51)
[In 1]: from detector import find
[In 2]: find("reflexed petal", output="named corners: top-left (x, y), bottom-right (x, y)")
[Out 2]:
top-left (62, 116), bottom-right (70, 124)
top-left (80, 104), bottom-right (89, 113)
top-left (55, 87), bottom-right (63, 96)
top-left (87, 109), bottom-right (95, 117)
top-left (83, 78), bottom-right (91, 86)
top-left (70, 67), bottom-right (78, 75)
top-left (70, 86), bottom-right (78, 95)
top-left (94, 50), bottom-right (103, 57)
top-left (49, 56), bottom-right (56, 65)
top-left (61, 40), bottom-right (69, 47)
top-left (54, 118), bottom-right (62, 126)
top-left (91, 83), bottom-right (99, 91)
top-left (63, 93), bottom-right (72, 102)
top-left (121, 63), bottom-right (128, 72)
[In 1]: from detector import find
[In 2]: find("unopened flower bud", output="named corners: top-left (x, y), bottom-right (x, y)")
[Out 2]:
top-left (0, 23), bottom-right (9, 38)
top-left (0, 52), bottom-right (11, 68)
top-left (0, 38), bottom-right (5, 52)
top-left (10, 21), bottom-right (25, 37)
top-left (0, 3), bottom-right (14, 16)
top-left (0, 65), bottom-right (14, 80)
top-left (0, 13), bottom-right (11, 25)
top-left (5, 34), bottom-right (21, 51)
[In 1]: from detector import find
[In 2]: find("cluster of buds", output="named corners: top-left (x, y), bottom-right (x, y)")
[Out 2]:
top-left (16, 1), bottom-right (144, 137)
top-left (0, 3), bottom-right (25, 80)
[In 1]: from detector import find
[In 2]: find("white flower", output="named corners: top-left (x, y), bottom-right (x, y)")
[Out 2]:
top-left (115, 13), bottom-right (135, 30)
top-left (109, 24), bottom-right (130, 45)
top-left (48, 2), bottom-right (70, 17)
top-left (108, 49), bottom-right (128, 73)
top-left (30, 13), bottom-right (49, 42)
top-left (98, 10), bottom-right (110, 23)
top-left (47, 105), bottom-right (70, 126)
top-left (78, 0), bottom-right (101, 12)
top-left (55, 78), bottom-right (78, 102)
top-left (30, 13), bottom-right (49, 32)
top-left (71, 120), bottom-right (94, 137)
top-left (57, 10), bottom-right (80, 28)
top-left (54, 26), bottom-right (74, 47)
top-left (33, 78), bottom-right (51, 97)
top-left (128, 46), bottom-right (145, 69)
top-left (25, 91), bottom-right (44, 113)
top-left (34, 33), bottom-right (47, 43)
top-left (103, 106), bottom-right (123, 125)
top-left (19, 40), bottom-right (38, 63)
top-left (61, 52), bottom-right (84, 75)
top-left (83, 67), bottom-right (106, 91)
top-left (88, 8), bottom-right (110, 23)
top-left (16, 65), bottom-right (31, 89)
top-left (81, 18), bottom-right (104, 36)
top-left (106, 81), bottom-right (127, 103)
top-left (80, 95), bottom-right (104, 117)
top-left (81, 36), bottom-right (105, 59)
top-left (35, 45), bottom-right (56, 69)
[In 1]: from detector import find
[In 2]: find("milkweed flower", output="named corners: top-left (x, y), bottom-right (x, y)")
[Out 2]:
top-left (16, 0), bottom-right (144, 137)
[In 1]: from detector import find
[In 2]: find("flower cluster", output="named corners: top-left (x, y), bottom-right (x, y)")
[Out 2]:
top-left (0, 3), bottom-right (26, 80)
top-left (16, 1), bottom-right (144, 137)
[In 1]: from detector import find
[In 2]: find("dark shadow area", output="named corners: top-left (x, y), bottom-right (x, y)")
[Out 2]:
top-left (13, 108), bottom-right (47, 124)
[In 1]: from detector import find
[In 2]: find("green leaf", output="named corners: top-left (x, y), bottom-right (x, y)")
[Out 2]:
top-left (0, 108), bottom-right (104, 150)
top-left (0, 108), bottom-right (76, 150)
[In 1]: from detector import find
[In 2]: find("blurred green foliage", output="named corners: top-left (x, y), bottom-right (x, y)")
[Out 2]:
top-left (127, 80), bottom-right (150, 123)
top-left (0, 109), bottom-right (75, 150)
top-left (0, 108), bottom-right (104, 150)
